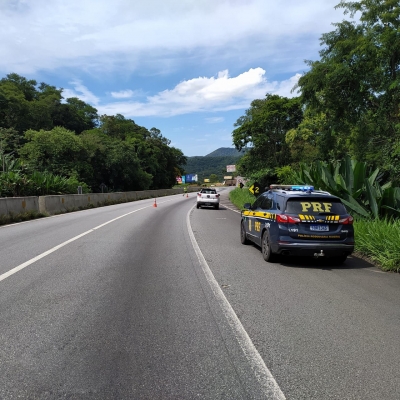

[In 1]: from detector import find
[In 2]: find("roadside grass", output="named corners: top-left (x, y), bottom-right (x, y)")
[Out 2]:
top-left (229, 188), bottom-right (400, 272)
top-left (0, 210), bottom-right (48, 227)
top-left (229, 187), bottom-right (256, 208)
top-left (354, 218), bottom-right (400, 273)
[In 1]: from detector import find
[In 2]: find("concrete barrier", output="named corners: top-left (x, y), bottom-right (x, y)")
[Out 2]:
top-left (1, 187), bottom-right (202, 217)
top-left (0, 196), bottom-right (39, 216)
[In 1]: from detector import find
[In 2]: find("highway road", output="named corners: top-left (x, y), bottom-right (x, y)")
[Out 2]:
top-left (0, 188), bottom-right (399, 399)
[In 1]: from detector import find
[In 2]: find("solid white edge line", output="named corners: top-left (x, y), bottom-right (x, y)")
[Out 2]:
top-left (0, 204), bottom-right (155, 283)
top-left (186, 205), bottom-right (286, 399)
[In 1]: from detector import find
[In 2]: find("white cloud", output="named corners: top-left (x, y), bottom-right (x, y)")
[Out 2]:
top-left (0, 0), bottom-right (345, 74)
top-left (95, 68), bottom-right (301, 117)
top-left (62, 80), bottom-right (100, 105)
top-left (206, 117), bottom-right (224, 123)
top-left (111, 90), bottom-right (135, 99)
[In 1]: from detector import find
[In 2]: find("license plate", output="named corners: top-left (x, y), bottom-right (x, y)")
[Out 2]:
top-left (310, 225), bottom-right (329, 232)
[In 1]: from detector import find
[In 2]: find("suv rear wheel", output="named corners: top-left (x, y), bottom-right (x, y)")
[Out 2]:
top-left (261, 230), bottom-right (275, 262)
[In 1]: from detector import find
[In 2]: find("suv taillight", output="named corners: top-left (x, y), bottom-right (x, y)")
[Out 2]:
top-left (339, 216), bottom-right (354, 225)
top-left (216, 194), bottom-right (220, 197)
top-left (276, 214), bottom-right (300, 224)
top-left (197, 193), bottom-right (201, 197)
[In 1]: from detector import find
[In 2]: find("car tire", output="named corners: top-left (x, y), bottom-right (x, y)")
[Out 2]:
top-left (196, 204), bottom-right (200, 209)
top-left (261, 230), bottom-right (275, 262)
top-left (240, 221), bottom-right (250, 245)
top-left (214, 204), bottom-right (219, 210)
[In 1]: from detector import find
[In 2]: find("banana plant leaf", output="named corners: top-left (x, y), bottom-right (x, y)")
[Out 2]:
top-left (365, 178), bottom-right (379, 219)
top-left (340, 197), bottom-right (370, 218)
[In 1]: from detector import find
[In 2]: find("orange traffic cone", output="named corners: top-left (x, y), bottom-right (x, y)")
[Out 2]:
top-left (153, 198), bottom-right (157, 207)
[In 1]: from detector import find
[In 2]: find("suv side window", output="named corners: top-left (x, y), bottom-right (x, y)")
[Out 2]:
top-left (275, 195), bottom-right (284, 211)
top-left (252, 195), bottom-right (265, 209)
top-left (260, 196), bottom-right (273, 210)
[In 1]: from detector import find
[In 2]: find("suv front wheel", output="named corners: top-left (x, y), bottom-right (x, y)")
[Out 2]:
top-left (240, 221), bottom-right (250, 245)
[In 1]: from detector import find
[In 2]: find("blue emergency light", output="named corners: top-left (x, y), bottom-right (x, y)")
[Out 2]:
top-left (291, 185), bottom-right (314, 191)
top-left (270, 184), bottom-right (314, 192)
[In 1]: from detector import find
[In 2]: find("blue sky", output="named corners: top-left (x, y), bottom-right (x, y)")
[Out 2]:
top-left (0, 0), bottom-right (347, 156)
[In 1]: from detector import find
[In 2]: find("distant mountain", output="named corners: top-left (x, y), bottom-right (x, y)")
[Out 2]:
top-left (205, 147), bottom-right (248, 157)
top-left (184, 147), bottom-right (248, 182)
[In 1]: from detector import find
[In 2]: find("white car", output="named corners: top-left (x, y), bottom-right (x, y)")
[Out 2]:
top-left (197, 188), bottom-right (220, 209)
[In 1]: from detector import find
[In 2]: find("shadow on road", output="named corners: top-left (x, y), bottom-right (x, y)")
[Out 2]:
top-left (276, 254), bottom-right (377, 271)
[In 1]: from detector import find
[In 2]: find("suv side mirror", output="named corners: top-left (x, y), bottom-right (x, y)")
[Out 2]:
top-left (243, 203), bottom-right (251, 210)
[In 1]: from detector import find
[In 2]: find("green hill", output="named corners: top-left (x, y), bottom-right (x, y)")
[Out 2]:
top-left (205, 147), bottom-right (247, 157)
top-left (184, 148), bottom-right (248, 183)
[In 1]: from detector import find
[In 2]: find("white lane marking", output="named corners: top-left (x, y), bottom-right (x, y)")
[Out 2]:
top-left (0, 205), bottom-right (152, 283)
top-left (220, 203), bottom-right (241, 214)
top-left (186, 206), bottom-right (286, 399)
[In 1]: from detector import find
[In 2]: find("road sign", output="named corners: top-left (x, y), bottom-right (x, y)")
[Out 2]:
top-left (249, 182), bottom-right (261, 196)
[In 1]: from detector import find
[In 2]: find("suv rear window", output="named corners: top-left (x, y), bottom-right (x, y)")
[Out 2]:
top-left (201, 189), bottom-right (216, 194)
top-left (285, 198), bottom-right (348, 215)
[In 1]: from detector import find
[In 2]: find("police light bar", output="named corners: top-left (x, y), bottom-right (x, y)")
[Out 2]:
top-left (291, 185), bottom-right (314, 191)
top-left (270, 184), bottom-right (314, 192)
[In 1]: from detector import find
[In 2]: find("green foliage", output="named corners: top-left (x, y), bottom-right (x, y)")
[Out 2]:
top-left (246, 167), bottom-right (276, 191)
top-left (296, 0), bottom-right (400, 182)
top-left (227, 1), bottom-right (400, 271)
top-left (232, 94), bottom-right (303, 173)
top-left (291, 155), bottom-right (400, 218)
top-left (275, 165), bottom-right (298, 185)
top-left (19, 126), bottom-right (89, 177)
top-left (0, 127), bottom-right (20, 162)
top-left (0, 161), bottom-right (90, 197)
top-left (285, 110), bottom-right (326, 163)
top-left (354, 218), bottom-right (400, 272)
top-left (0, 73), bottom-right (187, 194)
top-left (229, 187), bottom-right (256, 209)
top-left (0, 73), bottom-right (98, 136)
top-left (53, 97), bottom-right (98, 134)
top-left (205, 147), bottom-right (249, 157)
top-left (209, 174), bottom-right (218, 183)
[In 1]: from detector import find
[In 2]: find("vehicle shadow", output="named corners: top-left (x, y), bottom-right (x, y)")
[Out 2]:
top-left (197, 206), bottom-right (228, 210)
top-left (275, 254), bottom-right (376, 271)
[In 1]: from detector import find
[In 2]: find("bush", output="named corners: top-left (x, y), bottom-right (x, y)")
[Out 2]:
top-left (275, 165), bottom-right (298, 185)
top-left (354, 218), bottom-right (400, 272)
top-left (229, 187), bottom-right (256, 209)
top-left (248, 168), bottom-right (276, 191)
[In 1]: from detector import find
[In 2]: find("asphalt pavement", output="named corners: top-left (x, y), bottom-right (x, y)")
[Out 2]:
top-left (0, 189), bottom-right (399, 399)
top-left (193, 188), bottom-right (400, 399)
